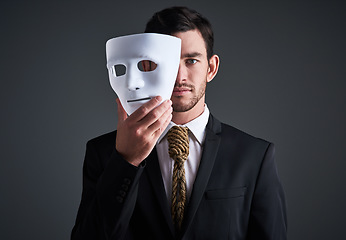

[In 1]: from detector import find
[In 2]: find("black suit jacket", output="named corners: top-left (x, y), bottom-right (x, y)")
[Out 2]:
top-left (71, 115), bottom-right (287, 240)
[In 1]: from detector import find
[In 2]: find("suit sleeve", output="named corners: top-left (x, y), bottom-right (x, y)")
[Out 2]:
top-left (71, 138), bottom-right (145, 240)
top-left (247, 143), bottom-right (287, 240)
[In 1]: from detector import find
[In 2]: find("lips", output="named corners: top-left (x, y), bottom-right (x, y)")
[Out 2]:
top-left (173, 87), bottom-right (191, 92)
top-left (172, 87), bottom-right (191, 96)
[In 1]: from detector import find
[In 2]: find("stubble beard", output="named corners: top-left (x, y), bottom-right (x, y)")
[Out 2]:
top-left (172, 81), bottom-right (207, 112)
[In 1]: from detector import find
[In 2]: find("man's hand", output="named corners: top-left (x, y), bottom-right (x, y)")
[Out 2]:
top-left (116, 96), bottom-right (172, 166)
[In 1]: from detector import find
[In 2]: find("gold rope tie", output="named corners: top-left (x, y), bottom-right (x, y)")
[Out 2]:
top-left (167, 126), bottom-right (189, 232)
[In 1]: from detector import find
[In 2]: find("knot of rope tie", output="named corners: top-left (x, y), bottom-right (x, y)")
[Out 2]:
top-left (167, 126), bottom-right (189, 164)
top-left (167, 126), bottom-right (189, 232)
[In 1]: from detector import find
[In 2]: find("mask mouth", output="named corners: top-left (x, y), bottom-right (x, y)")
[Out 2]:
top-left (127, 97), bottom-right (151, 103)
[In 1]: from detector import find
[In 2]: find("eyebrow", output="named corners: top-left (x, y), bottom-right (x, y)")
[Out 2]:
top-left (182, 52), bottom-right (203, 58)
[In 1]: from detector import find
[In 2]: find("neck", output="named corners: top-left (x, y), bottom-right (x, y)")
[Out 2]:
top-left (171, 98), bottom-right (205, 125)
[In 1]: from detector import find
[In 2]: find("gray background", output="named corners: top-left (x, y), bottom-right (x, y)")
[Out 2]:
top-left (1, 0), bottom-right (345, 239)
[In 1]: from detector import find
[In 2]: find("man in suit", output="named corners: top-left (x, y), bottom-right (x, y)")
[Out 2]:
top-left (71, 6), bottom-right (287, 240)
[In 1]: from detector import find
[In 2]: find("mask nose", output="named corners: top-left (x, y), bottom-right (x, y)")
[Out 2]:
top-left (126, 68), bottom-right (145, 91)
top-left (127, 77), bottom-right (145, 91)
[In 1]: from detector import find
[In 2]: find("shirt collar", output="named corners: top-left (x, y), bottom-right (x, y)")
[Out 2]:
top-left (157, 104), bottom-right (210, 145)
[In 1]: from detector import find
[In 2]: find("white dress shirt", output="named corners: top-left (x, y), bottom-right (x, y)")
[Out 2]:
top-left (156, 105), bottom-right (210, 205)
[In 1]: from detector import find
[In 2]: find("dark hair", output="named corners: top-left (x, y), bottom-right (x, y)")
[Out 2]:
top-left (145, 6), bottom-right (214, 60)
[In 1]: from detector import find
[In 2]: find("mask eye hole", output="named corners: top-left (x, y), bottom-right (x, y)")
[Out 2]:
top-left (138, 60), bottom-right (157, 72)
top-left (111, 64), bottom-right (126, 77)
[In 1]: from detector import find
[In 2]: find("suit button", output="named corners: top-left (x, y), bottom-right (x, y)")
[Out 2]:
top-left (123, 178), bottom-right (131, 185)
top-left (121, 184), bottom-right (129, 191)
top-left (116, 196), bottom-right (123, 203)
top-left (118, 190), bottom-right (126, 197)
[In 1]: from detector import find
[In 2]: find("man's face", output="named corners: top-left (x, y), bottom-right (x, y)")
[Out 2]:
top-left (106, 33), bottom-right (181, 115)
top-left (171, 30), bottom-right (212, 113)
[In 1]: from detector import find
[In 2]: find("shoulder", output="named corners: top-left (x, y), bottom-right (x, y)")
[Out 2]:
top-left (222, 122), bottom-right (269, 144)
top-left (82, 130), bottom-right (118, 168)
top-left (87, 130), bottom-right (117, 150)
top-left (209, 114), bottom-right (272, 151)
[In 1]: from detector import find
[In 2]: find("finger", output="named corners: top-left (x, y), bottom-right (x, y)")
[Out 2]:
top-left (152, 107), bottom-right (173, 138)
top-left (148, 104), bottom-right (172, 133)
top-left (129, 96), bottom-right (162, 122)
top-left (139, 99), bottom-right (172, 128)
top-left (116, 98), bottom-right (128, 123)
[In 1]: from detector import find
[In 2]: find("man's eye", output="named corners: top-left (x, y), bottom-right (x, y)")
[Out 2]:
top-left (186, 59), bottom-right (197, 64)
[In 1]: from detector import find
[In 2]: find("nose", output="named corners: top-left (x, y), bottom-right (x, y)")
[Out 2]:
top-left (175, 62), bottom-right (187, 85)
top-left (126, 68), bottom-right (145, 91)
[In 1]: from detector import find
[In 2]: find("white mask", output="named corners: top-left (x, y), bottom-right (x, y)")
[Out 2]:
top-left (106, 33), bottom-right (181, 115)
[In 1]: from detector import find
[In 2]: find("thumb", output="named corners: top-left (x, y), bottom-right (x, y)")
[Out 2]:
top-left (116, 98), bottom-right (128, 123)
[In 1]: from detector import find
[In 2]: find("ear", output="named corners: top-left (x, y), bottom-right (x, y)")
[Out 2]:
top-left (207, 54), bottom-right (220, 82)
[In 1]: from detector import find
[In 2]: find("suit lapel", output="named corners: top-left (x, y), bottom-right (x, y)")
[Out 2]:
top-left (145, 148), bottom-right (175, 236)
top-left (180, 115), bottom-right (221, 237)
